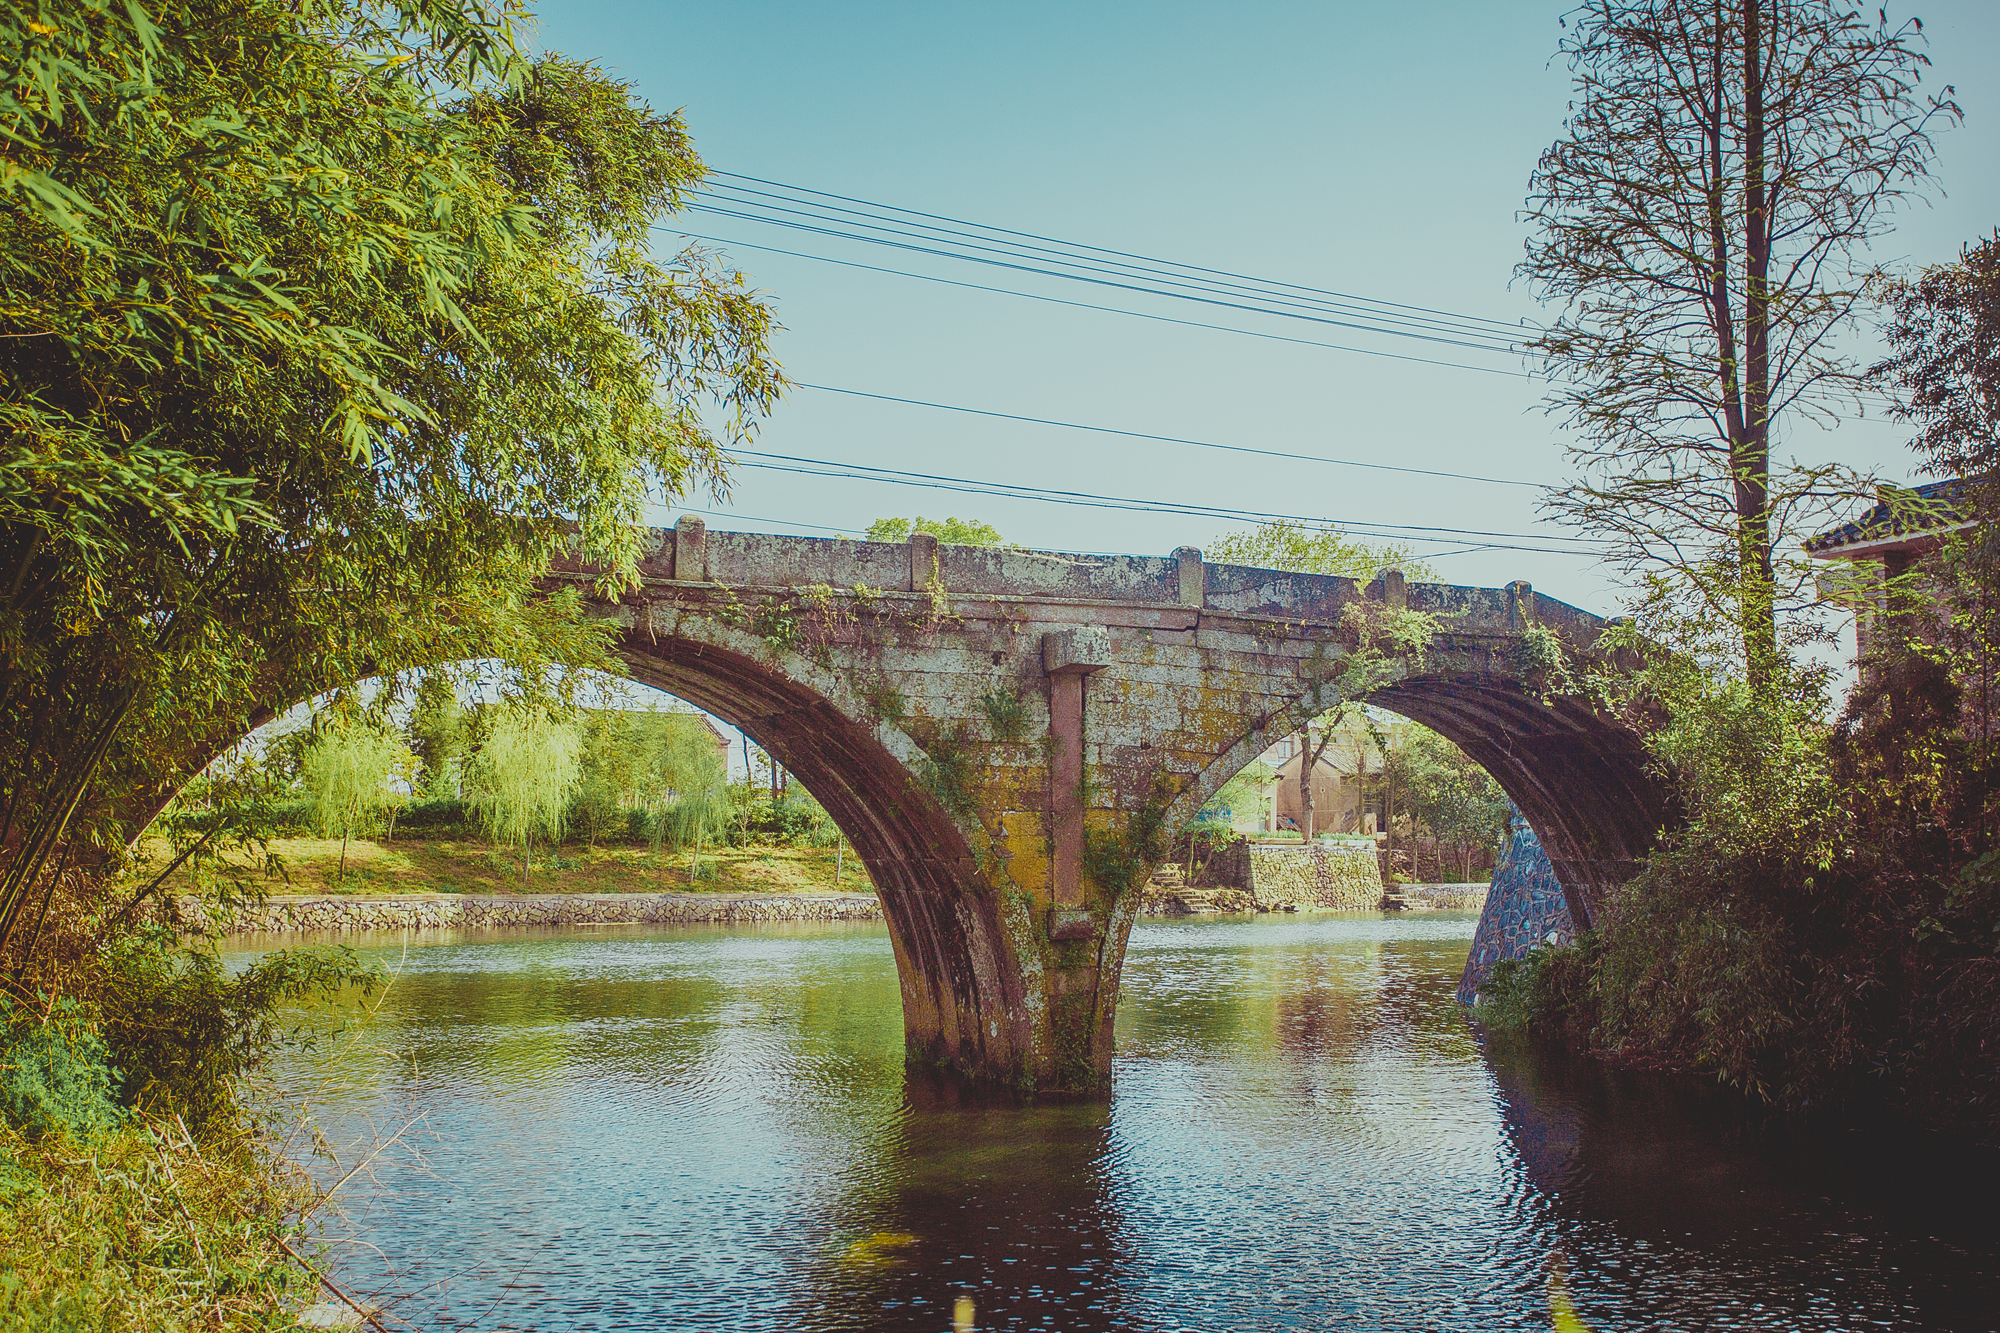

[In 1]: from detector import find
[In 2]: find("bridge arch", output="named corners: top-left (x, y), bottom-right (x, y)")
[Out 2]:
top-left (610, 619), bottom-right (1052, 1090)
top-left (1167, 658), bottom-right (1665, 931)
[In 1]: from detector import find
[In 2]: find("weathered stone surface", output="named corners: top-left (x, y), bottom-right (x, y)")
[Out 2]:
top-left (305, 526), bottom-right (1664, 1094)
top-left (1138, 840), bottom-right (1392, 915)
top-left (1246, 842), bottom-right (1384, 910)
top-left (1396, 883), bottom-right (1490, 911)
top-left (1456, 815), bottom-right (1576, 1004)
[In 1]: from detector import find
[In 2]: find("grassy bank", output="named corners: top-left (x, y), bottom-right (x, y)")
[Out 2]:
top-left (146, 834), bottom-right (874, 898)
top-left (0, 1122), bottom-right (316, 1331)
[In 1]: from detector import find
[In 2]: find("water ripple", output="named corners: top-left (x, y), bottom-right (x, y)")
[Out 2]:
top-left (242, 912), bottom-right (2000, 1331)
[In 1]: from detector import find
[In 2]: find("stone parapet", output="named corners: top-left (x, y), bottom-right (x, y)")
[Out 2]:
top-left (175, 892), bottom-right (885, 936)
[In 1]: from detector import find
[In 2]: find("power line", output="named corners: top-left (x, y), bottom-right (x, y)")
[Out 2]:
top-left (666, 229), bottom-right (1538, 380)
top-left (688, 199), bottom-right (1524, 356)
top-left (678, 177), bottom-right (1907, 411)
top-left (792, 382), bottom-right (1543, 488)
top-left (709, 172), bottom-right (1530, 340)
top-left (695, 184), bottom-right (1523, 350)
top-left (725, 448), bottom-right (1610, 555)
top-left (658, 504), bottom-right (1564, 563)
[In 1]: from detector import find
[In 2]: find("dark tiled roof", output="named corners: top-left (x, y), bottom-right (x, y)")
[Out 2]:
top-left (1804, 478), bottom-right (1970, 555)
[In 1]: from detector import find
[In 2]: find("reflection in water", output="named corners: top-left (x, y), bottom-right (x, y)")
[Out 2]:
top-left (248, 914), bottom-right (1999, 1331)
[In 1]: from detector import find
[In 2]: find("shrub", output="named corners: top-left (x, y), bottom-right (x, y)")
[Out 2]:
top-left (0, 1121), bottom-right (313, 1329)
top-left (1499, 652), bottom-right (2000, 1135)
top-left (91, 929), bottom-right (379, 1137)
top-left (397, 797), bottom-right (471, 831)
top-left (0, 999), bottom-right (124, 1141)
top-left (750, 796), bottom-right (838, 847)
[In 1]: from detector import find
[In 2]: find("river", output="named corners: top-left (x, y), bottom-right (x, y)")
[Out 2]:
top-left (246, 912), bottom-right (2000, 1331)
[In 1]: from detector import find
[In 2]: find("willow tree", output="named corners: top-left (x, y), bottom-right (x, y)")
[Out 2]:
top-left (301, 720), bottom-right (411, 886)
top-left (0, 1), bottom-right (783, 957)
top-left (1520, 0), bottom-right (1954, 684)
top-left (468, 712), bottom-right (584, 888)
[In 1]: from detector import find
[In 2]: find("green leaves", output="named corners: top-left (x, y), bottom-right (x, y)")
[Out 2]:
top-left (0, 0), bottom-right (784, 930)
top-left (1205, 518), bottom-right (1437, 583)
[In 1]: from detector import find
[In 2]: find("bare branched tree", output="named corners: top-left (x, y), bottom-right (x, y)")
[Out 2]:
top-left (1521, 0), bottom-right (1956, 683)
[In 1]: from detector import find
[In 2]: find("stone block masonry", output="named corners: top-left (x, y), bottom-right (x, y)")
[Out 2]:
top-left (195, 523), bottom-right (1663, 1093)
top-left (176, 892), bottom-right (885, 936)
top-left (1456, 814), bottom-right (1575, 1004)
top-left (1246, 842), bottom-right (1385, 909)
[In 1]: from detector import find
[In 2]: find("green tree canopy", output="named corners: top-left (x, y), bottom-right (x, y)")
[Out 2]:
top-left (0, 1), bottom-right (783, 954)
top-left (865, 516), bottom-right (1008, 547)
top-left (1381, 726), bottom-right (1509, 878)
top-left (1205, 520), bottom-right (1436, 582)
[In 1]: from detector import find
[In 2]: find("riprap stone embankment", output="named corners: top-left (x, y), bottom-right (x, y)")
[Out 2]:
top-left (181, 891), bottom-right (884, 936)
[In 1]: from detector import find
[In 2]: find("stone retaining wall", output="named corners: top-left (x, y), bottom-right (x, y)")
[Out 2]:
top-left (180, 891), bottom-right (885, 936)
top-left (1394, 883), bottom-right (1490, 911)
top-left (1245, 842), bottom-right (1384, 910)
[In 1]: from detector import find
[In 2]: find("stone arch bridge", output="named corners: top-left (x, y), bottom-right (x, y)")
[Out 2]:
top-left (560, 519), bottom-right (1668, 1094)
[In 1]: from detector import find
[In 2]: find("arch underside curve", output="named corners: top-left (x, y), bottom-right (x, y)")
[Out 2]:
top-left (613, 629), bottom-right (1037, 1085)
top-left (1370, 675), bottom-right (1667, 927)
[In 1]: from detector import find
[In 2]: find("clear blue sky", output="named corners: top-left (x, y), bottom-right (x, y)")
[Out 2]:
top-left (531, 0), bottom-right (2000, 617)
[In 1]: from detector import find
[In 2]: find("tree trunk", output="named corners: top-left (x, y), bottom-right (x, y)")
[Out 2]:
top-left (1737, 0), bottom-right (1776, 687)
top-left (1297, 730), bottom-right (1314, 840)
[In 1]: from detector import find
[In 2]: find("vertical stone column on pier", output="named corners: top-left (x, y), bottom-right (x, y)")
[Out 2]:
top-left (1043, 628), bottom-right (1111, 909)
top-left (1039, 625), bottom-right (1115, 1088)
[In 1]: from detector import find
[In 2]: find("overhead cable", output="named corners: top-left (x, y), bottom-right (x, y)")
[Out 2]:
top-left (706, 172), bottom-right (1529, 341)
top-left (656, 505), bottom-right (1567, 563)
top-left (792, 382), bottom-right (1542, 488)
top-left (724, 448), bottom-right (1609, 556)
top-left (695, 186), bottom-right (1521, 350)
top-left (664, 230), bottom-right (1537, 380)
top-left (687, 200), bottom-right (1523, 356)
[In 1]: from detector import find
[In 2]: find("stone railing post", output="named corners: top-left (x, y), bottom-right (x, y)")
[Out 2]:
top-left (1372, 568), bottom-right (1407, 609)
top-left (909, 531), bottom-right (940, 592)
top-left (1507, 580), bottom-right (1534, 629)
top-left (1175, 546), bottom-right (1205, 607)
top-left (671, 515), bottom-right (706, 581)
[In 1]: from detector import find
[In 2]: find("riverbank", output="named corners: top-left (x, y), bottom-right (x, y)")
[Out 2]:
top-left (193, 882), bottom-right (1489, 937)
top-left (142, 834), bottom-right (870, 899)
top-left (187, 890), bottom-right (885, 936)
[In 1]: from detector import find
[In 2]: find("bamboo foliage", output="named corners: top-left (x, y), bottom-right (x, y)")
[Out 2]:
top-left (0, 0), bottom-right (785, 961)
